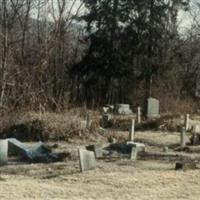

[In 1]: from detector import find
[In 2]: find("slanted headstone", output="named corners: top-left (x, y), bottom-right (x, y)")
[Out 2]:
top-left (86, 144), bottom-right (104, 158)
top-left (78, 149), bottom-right (96, 172)
top-left (0, 139), bottom-right (8, 166)
top-left (130, 146), bottom-right (137, 160)
top-left (115, 104), bottom-right (132, 115)
top-left (147, 98), bottom-right (160, 119)
top-left (129, 119), bottom-right (135, 141)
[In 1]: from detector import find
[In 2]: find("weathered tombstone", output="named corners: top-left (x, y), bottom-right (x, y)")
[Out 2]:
top-left (184, 114), bottom-right (190, 131)
top-left (180, 127), bottom-right (186, 149)
top-left (192, 124), bottom-right (200, 134)
top-left (126, 141), bottom-right (145, 153)
top-left (130, 146), bottom-right (137, 160)
top-left (115, 104), bottom-right (132, 115)
top-left (0, 139), bottom-right (8, 166)
top-left (129, 119), bottom-right (135, 141)
top-left (78, 149), bottom-right (96, 172)
top-left (86, 144), bottom-right (104, 158)
top-left (137, 107), bottom-right (141, 124)
top-left (147, 98), bottom-right (160, 119)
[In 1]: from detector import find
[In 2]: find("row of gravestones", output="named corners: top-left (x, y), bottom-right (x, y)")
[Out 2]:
top-left (103, 98), bottom-right (160, 118)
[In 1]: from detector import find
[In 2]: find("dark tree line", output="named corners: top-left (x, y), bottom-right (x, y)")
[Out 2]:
top-left (70, 0), bottom-right (191, 107)
top-left (1, 0), bottom-right (200, 110)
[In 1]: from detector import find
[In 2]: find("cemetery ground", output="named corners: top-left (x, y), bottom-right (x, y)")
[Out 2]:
top-left (1, 111), bottom-right (200, 199)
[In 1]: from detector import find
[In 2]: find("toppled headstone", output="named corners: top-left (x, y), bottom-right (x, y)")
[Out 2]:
top-left (147, 98), bottom-right (160, 119)
top-left (78, 149), bottom-right (96, 172)
top-left (7, 138), bottom-right (66, 163)
top-left (0, 139), bottom-right (8, 166)
top-left (115, 104), bottom-right (132, 115)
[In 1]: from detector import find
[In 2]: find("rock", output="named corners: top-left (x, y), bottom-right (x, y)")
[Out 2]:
top-left (78, 149), bottom-right (96, 172)
top-left (175, 161), bottom-right (197, 170)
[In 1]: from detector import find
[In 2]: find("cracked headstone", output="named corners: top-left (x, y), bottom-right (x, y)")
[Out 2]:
top-left (78, 149), bottom-right (96, 172)
top-left (8, 138), bottom-right (66, 163)
top-left (147, 98), bottom-right (160, 119)
top-left (0, 139), bottom-right (8, 166)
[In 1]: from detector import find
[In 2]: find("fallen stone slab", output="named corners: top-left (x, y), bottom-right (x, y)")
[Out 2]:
top-left (0, 139), bottom-right (8, 166)
top-left (78, 149), bottom-right (96, 172)
top-left (7, 138), bottom-right (66, 163)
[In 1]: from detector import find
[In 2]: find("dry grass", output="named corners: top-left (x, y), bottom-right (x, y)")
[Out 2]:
top-left (0, 108), bottom-right (102, 143)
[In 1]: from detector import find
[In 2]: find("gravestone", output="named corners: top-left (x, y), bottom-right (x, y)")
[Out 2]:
top-left (115, 104), bottom-right (132, 115)
top-left (147, 98), bottom-right (160, 118)
top-left (0, 139), bottom-right (8, 166)
top-left (86, 144), bottom-right (104, 158)
top-left (180, 127), bottom-right (186, 149)
top-left (129, 119), bottom-right (135, 141)
top-left (126, 141), bottom-right (145, 152)
top-left (78, 149), bottom-right (96, 172)
top-left (130, 146), bottom-right (137, 160)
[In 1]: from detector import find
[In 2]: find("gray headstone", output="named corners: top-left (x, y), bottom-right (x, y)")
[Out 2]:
top-left (147, 98), bottom-right (160, 118)
top-left (130, 146), bottom-right (137, 160)
top-left (0, 139), bottom-right (8, 166)
top-left (86, 144), bottom-right (104, 158)
top-left (180, 127), bottom-right (186, 149)
top-left (115, 104), bottom-right (132, 115)
top-left (126, 141), bottom-right (145, 152)
top-left (8, 138), bottom-right (28, 157)
top-left (78, 149), bottom-right (96, 172)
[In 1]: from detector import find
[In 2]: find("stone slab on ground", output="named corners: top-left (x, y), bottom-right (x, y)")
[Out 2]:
top-left (78, 149), bottom-right (96, 172)
top-left (0, 139), bottom-right (8, 166)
